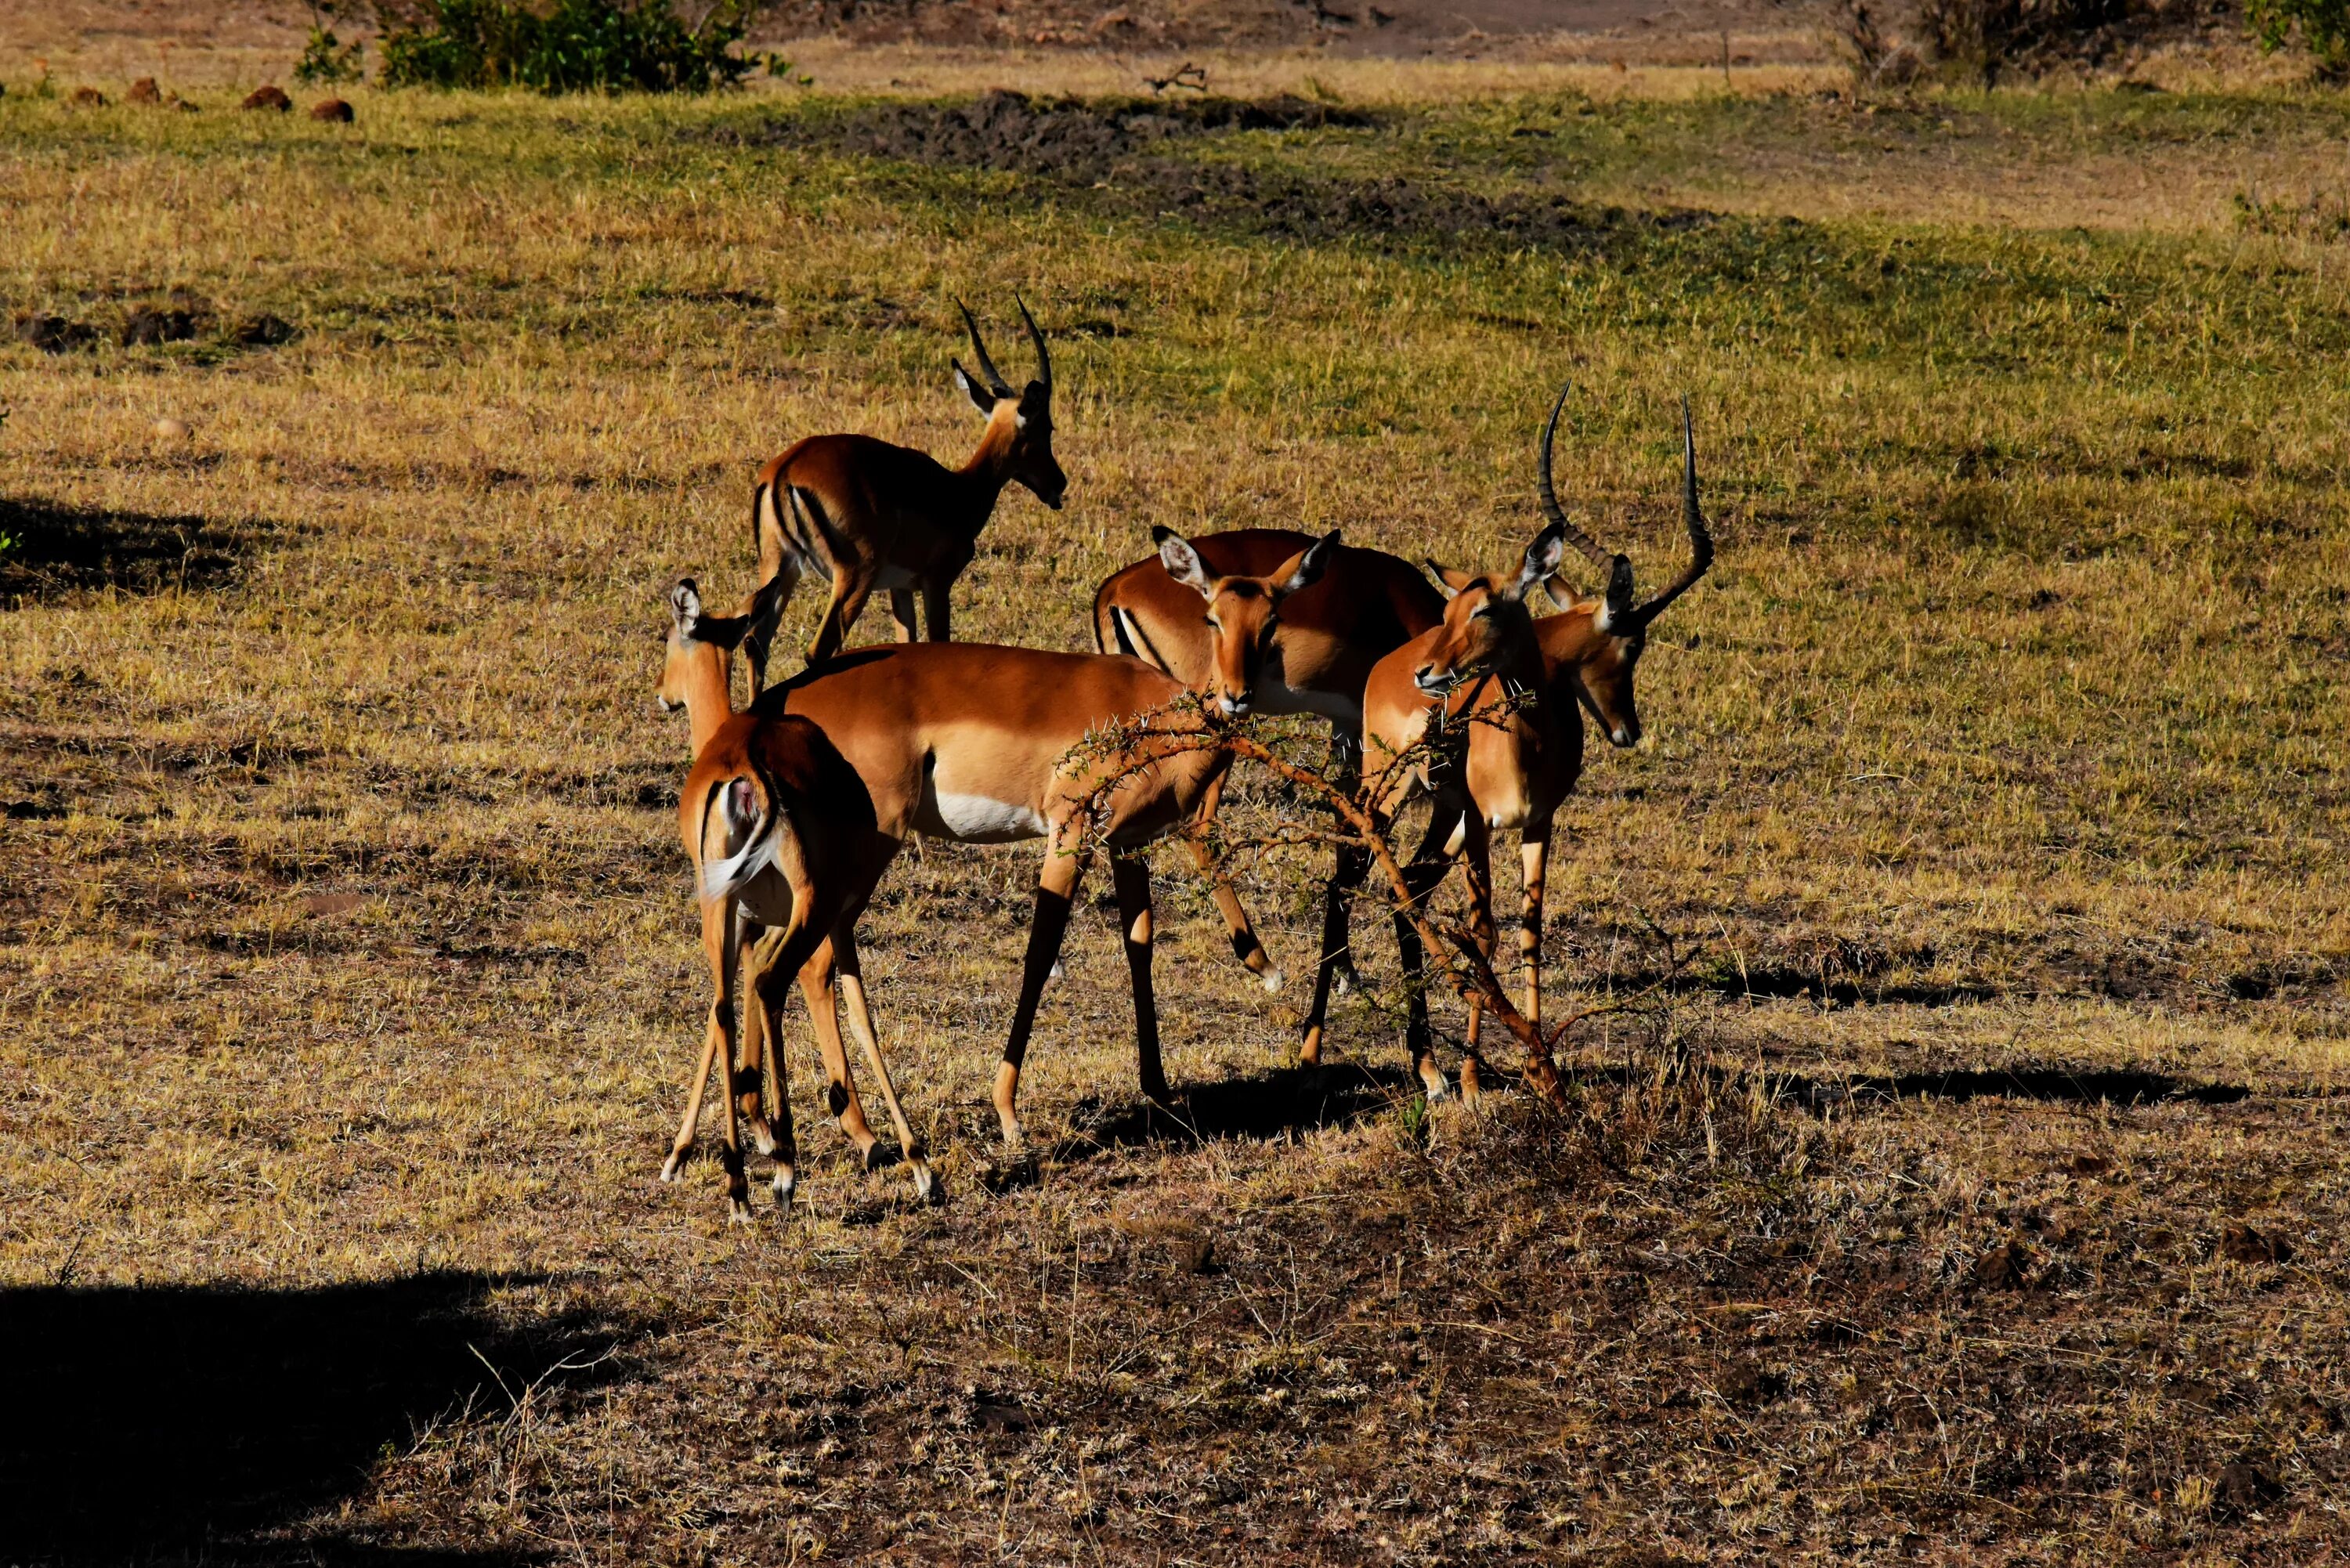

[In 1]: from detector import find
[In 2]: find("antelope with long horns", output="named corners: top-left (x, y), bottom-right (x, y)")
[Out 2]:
top-left (745, 298), bottom-right (1066, 687)
top-left (1358, 386), bottom-right (1714, 1098)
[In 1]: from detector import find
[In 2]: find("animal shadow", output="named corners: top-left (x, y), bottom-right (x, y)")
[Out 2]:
top-left (1047, 1060), bottom-right (1417, 1162)
top-left (0, 495), bottom-right (257, 603)
top-left (0, 1270), bottom-right (631, 1563)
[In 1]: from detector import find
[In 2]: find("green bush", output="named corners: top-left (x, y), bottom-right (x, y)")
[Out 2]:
top-left (2249, 0), bottom-right (2350, 78)
top-left (295, 26), bottom-right (366, 85)
top-left (378, 0), bottom-right (761, 93)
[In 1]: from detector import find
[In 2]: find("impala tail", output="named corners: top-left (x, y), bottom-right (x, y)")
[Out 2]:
top-left (698, 769), bottom-right (784, 903)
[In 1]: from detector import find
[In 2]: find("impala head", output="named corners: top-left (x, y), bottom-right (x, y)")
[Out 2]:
top-left (1153, 526), bottom-right (1339, 719)
top-left (952, 294), bottom-right (1066, 511)
top-left (1416, 522), bottom-right (1567, 699)
top-left (1528, 381), bottom-right (1715, 748)
top-left (656, 576), bottom-right (781, 715)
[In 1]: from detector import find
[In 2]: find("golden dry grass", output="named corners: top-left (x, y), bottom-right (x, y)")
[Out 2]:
top-left (2, 58), bottom-right (2348, 1564)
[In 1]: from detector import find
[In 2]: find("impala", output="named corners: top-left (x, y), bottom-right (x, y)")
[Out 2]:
top-left (658, 580), bottom-right (931, 1219)
top-left (744, 298), bottom-right (1066, 688)
top-left (1090, 526), bottom-right (1445, 1057)
top-left (747, 641), bottom-right (1246, 1147)
top-left (1358, 385), bottom-right (1714, 1099)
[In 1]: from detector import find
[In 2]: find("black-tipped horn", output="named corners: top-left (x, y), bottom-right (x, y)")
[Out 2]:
top-left (1535, 379), bottom-right (1623, 576)
top-left (956, 298), bottom-right (1014, 397)
top-left (1631, 396), bottom-right (1715, 623)
top-left (1016, 292), bottom-right (1051, 392)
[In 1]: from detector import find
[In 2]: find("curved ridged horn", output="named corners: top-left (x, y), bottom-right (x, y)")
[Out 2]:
top-left (1535, 380), bottom-right (1624, 576)
top-left (1016, 292), bottom-right (1051, 392)
top-left (956, 298), bottom-right (1014, 397)
top-left (1630, 396), bottom-right (1714, 624)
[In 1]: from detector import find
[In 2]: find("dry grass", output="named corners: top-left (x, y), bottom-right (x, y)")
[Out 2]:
top-left (2, 56), bottom-right (2348, 1564)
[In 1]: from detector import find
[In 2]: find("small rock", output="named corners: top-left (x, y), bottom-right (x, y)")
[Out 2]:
top-left (1971, 1239), bottom-right (2030, 1288)
top-left (121, 306), bottom-right (200, 346)
top-left (68, 85), bottom-right (107, 109)
top-left (1172, 1234), bottom-right (1217, 1274)
top-left (241, 84), bottom-right (292, 113)
top-left (127, 77), bottom-right (162, 104)
top-left (2068, 1151), bottom-right (2112, 1176)
top-left (309, 97), bottom-right (354, 123)
top-left (230, 313), bottom-right (297, 347)
top-left (2219, 1221), bottom-right (2293, 1266)
top-left (2214, 1458), bottom-right (2283, 1516)
top-left (302, 892), bottom-right (367, 917)
top-left (152, 417), bottom-right (192, 441)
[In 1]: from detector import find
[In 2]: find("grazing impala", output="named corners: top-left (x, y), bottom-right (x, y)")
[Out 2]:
top-left (657, 580), bottom-right (931, 1219)
top-left (1090, 527), bottom-right (1445, 1054)
top-left (744, 298), bottom-right (1065, 688)
top-left (747, 641), bottom-right (1249, 1148)
top-left (1359, 385), bottom-right (1714, 1099)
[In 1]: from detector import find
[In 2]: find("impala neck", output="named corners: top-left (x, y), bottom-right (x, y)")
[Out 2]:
top-left (678, 644), bottom-right (736, 755)
top-left (953, 411), bottom-right (1021, 520)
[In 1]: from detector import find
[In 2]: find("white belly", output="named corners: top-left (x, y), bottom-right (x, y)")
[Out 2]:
top-left (929, 789), bottom-right (1048, 843)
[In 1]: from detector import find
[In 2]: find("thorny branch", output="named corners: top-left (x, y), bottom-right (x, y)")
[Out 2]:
top-left (1064, 699), bottom-right (1704, 1111)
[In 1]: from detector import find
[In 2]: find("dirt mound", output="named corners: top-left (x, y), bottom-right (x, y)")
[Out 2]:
top-left (736, 89), bottom-right (1714, 254)
top-left (736, 89), bottom-right (1376, 181)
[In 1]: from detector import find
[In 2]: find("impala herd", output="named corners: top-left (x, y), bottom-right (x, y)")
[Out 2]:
top-left (655, 300), bottom-right (1714, 1219)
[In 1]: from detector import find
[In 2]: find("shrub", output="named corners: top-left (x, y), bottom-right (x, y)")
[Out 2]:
top-left (1914, 0), bottom-right (2137, 83)
top-left (295, 27), bottom-right (366, 85)
top-left (2247, 0), bottom-right (2350, 78)
top-left (377, 0), bottom-right (761, 93)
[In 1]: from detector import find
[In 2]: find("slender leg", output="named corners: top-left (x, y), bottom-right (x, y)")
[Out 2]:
top-left (1112, 852), bottom-right (1169, 1103)
top-left (743, 557), bottom-right (798, 698)
top-left (887, 588), bottom-right (919, 644)
top-left (1321, 732), bottom-right (1365, 996)
top-left (1299, 841), bottom-right (1368, 1068)
top-left (1519, 822), bottom-right (1550, 1036)
top-left (683, 896), bottom-right (750, 1219)
top-left (805, 569), bottom-right (873, 667)
top-left (661, 1034), bottom-right (718, 1183)
top-left (750, 920), bottom-right (833, 1206)
top-left (922, 578), bottom-right (953, 645)
top-left (1456, 814), bottom-right (1496, 1111)
top-left (735, 915), bottom-right (780, 1158)
top-left (996, 822), bottom-right (1091, 1147)
top-left (795, 933), bottom-right (880, 1168)
top-left (1180, 768), bottom-right (1280, 989)
top-left (1392, 807), bottom-right (1460, 1104)
top-left (835, 927), bottom-right (935, 1201)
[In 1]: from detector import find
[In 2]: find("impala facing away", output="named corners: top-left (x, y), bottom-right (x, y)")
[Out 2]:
top-left (657, 580), bottom-right (931, 1219)
top-left (1091, 526), bottom-right (1446, 1051)
top-left (1358, 385), bottom-right (1715, 1099)
top-left (744, 299), bottom-right (1065, 688)
top-left (742, 640), bottom-right (1251, 1150)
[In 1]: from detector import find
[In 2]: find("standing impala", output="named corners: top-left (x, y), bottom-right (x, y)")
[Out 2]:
top-left (1090, 527), bottom-right (1445, 1058)
top-left (744, 298), bottom-right (1065, 688)
top-left (1359, 386), bottom-right (1714, 1098)
top-left (745, 640), bottom-right (1253, 1149)
top-left (658, 580), bottom-right (931, 1219)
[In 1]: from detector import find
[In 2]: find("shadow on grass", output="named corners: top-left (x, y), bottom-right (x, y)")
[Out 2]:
top-left (1045, 1060), bottom-right (1418, 1164)
top-left (0, 1270), bottom-right (631, 1564)
top-left (0, 494), bottom-right (257, 603)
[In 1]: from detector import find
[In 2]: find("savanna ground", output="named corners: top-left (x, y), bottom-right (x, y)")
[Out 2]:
top-left (5, 23), bottom-right (2350, 1564)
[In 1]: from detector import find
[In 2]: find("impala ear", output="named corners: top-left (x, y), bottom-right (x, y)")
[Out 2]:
top-left (671, 578), bottom-right (704, 634)
top-left (1512, 522), bottom-right (1568, 601)
top-left (1541, 571), bottom-right (1585, 612)
top-left (1274, 529), bottom-right (1339, 599)
top-left (1423, 558), bottom-right (1473, 601)
top-left (1153, 526), bottom-right (1213, 597)
top-left (952, 360), bottom-right (997, 415)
